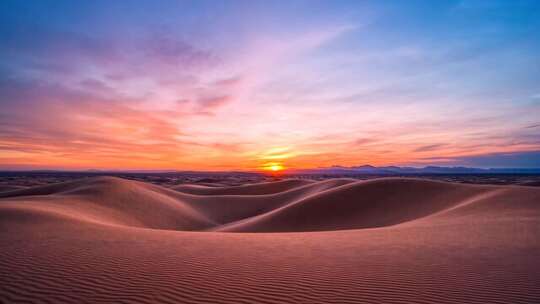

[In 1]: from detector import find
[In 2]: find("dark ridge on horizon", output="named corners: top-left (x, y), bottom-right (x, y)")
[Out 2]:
top-left (2, 165), bottom-right (540, 174)
top-left (287, 165), bottom-right (540, 175)
top-left (3, 167), bottom-right (540, 190)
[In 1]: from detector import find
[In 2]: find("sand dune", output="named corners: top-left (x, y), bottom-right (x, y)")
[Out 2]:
top-left (0, 177), bottom-right (217, 231)
top-left (215, 179), bottom-right (493, 232)
top-left (172, 178), bottom-right (314, 195)
top-left (1, 176), bottom-right (539, 303)
top-left (0, 185), bottom-right (27, 192)
top-left (3, 176), bottom-right (536, 232)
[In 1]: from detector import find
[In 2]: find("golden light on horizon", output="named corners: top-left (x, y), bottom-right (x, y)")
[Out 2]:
top-left (258, 148), bottom-right (291, 172)
top-left (261, 162), bottom-right (285, 172)
top-left (270, 164), bottom-right (283, 171)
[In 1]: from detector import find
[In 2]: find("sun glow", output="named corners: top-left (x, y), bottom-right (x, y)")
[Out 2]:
top-left (261, 162), bottom-right (285, 172)
top-left (270, 164), bottom-right (283, 171)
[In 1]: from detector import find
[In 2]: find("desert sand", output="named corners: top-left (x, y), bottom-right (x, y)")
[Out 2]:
top-left (1, 176), bottom-right (539, 303)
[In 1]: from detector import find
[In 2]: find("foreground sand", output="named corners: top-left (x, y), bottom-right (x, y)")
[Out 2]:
top-left (1, 177), bottom-right (539, 303)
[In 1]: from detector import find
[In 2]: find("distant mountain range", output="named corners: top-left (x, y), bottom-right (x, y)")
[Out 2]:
top-left (2, 166), bottom-right (540, 175)
top-left (289, 165), bottom-right (540, 175)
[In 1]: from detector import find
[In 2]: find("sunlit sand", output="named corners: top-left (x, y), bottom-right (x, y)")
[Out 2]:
top-left (1, 176), bottom-right (539, 303)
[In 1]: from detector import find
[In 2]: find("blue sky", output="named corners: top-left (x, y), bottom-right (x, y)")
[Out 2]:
top-left (1, 0), bottom-right (539, 170)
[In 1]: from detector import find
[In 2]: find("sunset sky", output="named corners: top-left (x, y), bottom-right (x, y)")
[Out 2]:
top-left (1, 0), bottom-right (540, 171)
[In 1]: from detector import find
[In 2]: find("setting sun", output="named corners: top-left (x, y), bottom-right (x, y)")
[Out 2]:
top-left (270, 164), bottom-right (283, 171)
top-left (261, 162), bottom-right (285, 172)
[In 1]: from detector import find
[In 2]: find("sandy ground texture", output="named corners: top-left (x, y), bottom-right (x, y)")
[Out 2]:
top-left (1, 176), bottom-right (539, 303)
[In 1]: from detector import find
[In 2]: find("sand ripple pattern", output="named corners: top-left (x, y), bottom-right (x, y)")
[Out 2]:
top-left (1, 177), bottom-right (539, 303)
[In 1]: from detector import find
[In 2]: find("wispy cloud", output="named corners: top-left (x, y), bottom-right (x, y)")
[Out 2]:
top-left (413, 144), bottom-right (448, 153)
top-left (417, 150), bottom-right (540, 168)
